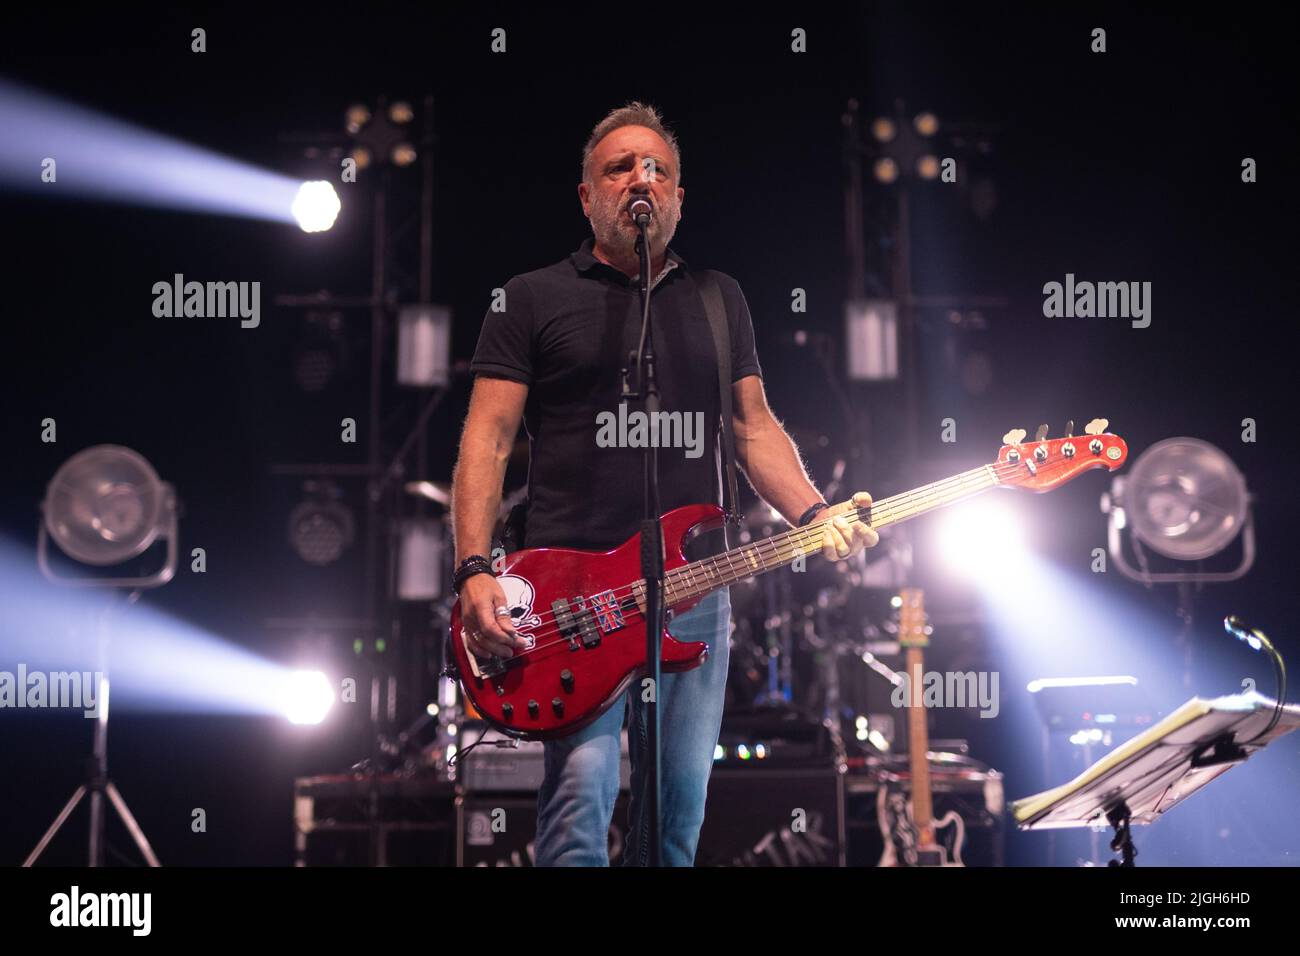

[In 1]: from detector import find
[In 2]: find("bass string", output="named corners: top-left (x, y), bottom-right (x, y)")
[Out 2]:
top-left (475, 452), bottom-right (1085, 661)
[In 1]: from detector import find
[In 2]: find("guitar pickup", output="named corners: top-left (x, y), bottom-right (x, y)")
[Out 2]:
top-left (552, 597), bottom-right (601, 650)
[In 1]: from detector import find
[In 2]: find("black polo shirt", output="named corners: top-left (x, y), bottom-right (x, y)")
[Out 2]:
top-left (470, 236), bottom-right (763, 552)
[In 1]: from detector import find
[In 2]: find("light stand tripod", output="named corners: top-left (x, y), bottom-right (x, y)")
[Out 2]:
top-left (24, 589), bottom-right (161, 867)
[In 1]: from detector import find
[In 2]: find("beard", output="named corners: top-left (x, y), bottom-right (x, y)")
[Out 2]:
top-left (587, 187), bottom-right (680, 262)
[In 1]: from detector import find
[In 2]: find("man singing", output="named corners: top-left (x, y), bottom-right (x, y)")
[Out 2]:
top-left (451, 102), bottom-right (877, 866)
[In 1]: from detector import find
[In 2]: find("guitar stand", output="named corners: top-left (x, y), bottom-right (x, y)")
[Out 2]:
top-left (1105, 800), bottom-right (1136, 868)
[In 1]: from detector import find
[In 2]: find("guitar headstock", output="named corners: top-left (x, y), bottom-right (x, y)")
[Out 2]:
top-left (993, 418), bottom-right (1128, 493)
top-left (898, 587), bottom-right (928, 648)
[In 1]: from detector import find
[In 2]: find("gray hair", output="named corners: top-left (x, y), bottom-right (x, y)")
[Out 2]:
top-left (581, 101), bottom-right (682, 185)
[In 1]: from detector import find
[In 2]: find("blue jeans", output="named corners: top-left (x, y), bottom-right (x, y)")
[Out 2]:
top-left (534, 588), bottom-right (731, 866)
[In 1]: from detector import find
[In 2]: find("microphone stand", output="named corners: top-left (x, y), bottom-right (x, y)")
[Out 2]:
top-left (621, 213), bottom-right (665, 867)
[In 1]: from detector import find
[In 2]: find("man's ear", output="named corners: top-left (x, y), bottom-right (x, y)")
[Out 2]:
top-left (577, 181), bottom-right (590, 216)
top-left (676, 186), bottom-right (685, 219)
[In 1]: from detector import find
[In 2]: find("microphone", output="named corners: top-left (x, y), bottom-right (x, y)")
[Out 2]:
top-left (628, 195), bottom-right (652, 228)
top-left (1224, 615), bottom-right (1264, 651)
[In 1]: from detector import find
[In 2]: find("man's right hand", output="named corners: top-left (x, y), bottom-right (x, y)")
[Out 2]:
top-left (459, 573), bottom-right (531, 659)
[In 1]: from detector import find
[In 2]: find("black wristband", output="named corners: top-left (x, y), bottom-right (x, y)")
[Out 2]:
top-left (797, 501), bottom-right (830, 527)
top-left (453, 555), bottom-right (493, 594)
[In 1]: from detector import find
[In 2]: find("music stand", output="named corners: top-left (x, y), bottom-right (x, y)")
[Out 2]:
top-left (1011, 691), bottom-right (1300, 866)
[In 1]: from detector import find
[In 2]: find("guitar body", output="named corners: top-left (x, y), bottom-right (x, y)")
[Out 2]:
top-left (449, 503), bottom-right (724, 740)
top-left (876, 779), bottom-right (968, 867)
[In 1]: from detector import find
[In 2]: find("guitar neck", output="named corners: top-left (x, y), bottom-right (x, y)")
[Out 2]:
top-left (906, 645), bottom-right (934, 836)
top-left (662, 464), bottom-right (998, 607)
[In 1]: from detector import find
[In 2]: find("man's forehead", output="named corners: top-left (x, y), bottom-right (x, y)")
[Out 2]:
top-left (593, 125), bottom-right (672, 162)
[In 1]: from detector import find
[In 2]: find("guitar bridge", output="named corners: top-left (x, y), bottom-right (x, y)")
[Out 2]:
top-left (460, 627), bottom-right (507, 678)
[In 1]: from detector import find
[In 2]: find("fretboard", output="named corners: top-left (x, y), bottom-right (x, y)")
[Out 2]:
top-left (656, 464), bottom-right (998, 608)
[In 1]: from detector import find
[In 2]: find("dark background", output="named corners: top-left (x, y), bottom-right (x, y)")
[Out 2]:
top-left (1, 4), bottom-right (1297, 866)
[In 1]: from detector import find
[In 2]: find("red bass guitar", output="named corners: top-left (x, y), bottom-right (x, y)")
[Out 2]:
top-left (450, 420), bottom-right (1128, 739)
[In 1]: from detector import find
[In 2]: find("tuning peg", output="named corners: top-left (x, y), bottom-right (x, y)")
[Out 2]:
top-left (1064, 420), bottom-right (1074, 438)
top-left (1034, 424), bottom-right (1049, 442)
top-left (1084, 418), bottom-right (1109, 436)
top-left (1002, 428), bottom-right (1027, 445)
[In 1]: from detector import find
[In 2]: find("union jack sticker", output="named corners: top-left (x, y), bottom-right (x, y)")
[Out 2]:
top-left (589, 589), bottom-right (626, 633)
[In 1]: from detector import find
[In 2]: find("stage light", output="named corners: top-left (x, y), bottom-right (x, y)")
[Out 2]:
top-left (1026, 676), bottom-right (1139, 693)
top-left (917, 155), bottom-right (940, 180)
top-left (391, 143), bottom-right (417, 167)
top-left (1124, 438), bottom-right (1248, 560)
top-left (936, 498), bottom-right (1026, 584)
top-left (845, 299), bottom-right (899, 380)
top-left (0, 80), bottom-right (305, 224)
top-left (396, 304), bottom-right (452, 387)
top-left (288, 481), bottom-right (355, 566)
top-left (291, 311), bottom-right (350, 393)
top-left (1102, 437), bottom-right (1254, 583)
top-left (344, 97), bottom-right (422, 173)
top-left (42, 446), bottom-right (169, 566)
top-left (872, 157), bottom-right (899, 183)
top-left (38, 445), bottom-right (180, 589)
top-left (282, 670), bottom-right (334, 725)
top-left (344, 104), bottom-right (371, 134)
top-left (870, 117), bottom-right (896, 142)
top-left (914, 111), bottom-right (939, 137)
top-left (396, 517), bottom-right (445, 600)
top-left (291, 180), bottom-right (341, 233)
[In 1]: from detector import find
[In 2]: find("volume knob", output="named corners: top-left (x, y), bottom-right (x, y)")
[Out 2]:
top-left (561, 669), bottom-right (575, 693)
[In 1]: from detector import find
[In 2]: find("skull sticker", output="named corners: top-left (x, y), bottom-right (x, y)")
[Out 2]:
top-left (498, 574), bottom-right (543, 631)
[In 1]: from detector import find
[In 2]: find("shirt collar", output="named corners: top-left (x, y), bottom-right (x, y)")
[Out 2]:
top-left (571, 236), bottom-right (688, 284)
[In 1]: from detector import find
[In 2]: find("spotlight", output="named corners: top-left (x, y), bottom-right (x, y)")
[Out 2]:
top-left (282, 670), bottom-right (334, 725)
top-left (344, 104), bottom-right (371, 134)
top-left (914, 112), bottom-right (939, 137)
top-left (350, 146), bottom-right (372, 171)
top-left (391, 143), bottom-right (417, 167)
top-left (870, 117), bottom-right (896, 143)
top-left (288, 480), bottom-right (355, 566)
top-left (388, 101), bottom-right (414, 124)
top-left (872, 157), bottom-right (899, 183)
top-left (1103, 438), bottom-right (1254, 582)
top-left (1125, 438), bottom-right (1248, 560)
top-left (917, 155), bottom-right (941, 180)
top-left (0, 80), bottom-right (306, 224)
top-left (39, 444), bottom-right (179, 586)
top-left (291, 181), bottom-right (341, 233)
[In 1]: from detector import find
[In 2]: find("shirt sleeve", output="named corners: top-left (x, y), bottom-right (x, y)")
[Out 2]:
top-left (469, 275), bottom-right (535, 384)
top-left (722, 274), bottom-right (763, 382)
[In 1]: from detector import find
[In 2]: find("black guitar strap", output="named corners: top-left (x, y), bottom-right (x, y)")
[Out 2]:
top-left (696, 270), bottom-right (743, 535)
